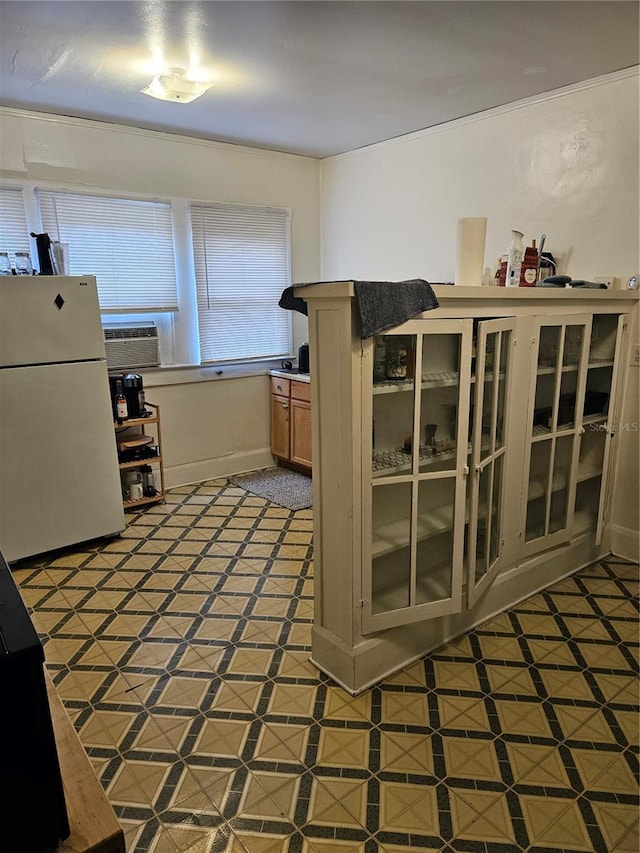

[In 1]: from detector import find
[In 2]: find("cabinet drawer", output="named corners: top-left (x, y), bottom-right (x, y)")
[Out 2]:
top-left (271, 377), bottom-right (290, 397)
top-left (291, 380), bottom-right (311, 402)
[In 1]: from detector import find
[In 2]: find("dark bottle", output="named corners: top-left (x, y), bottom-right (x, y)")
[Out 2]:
top-left (115, 380), bottom-right (128, 421)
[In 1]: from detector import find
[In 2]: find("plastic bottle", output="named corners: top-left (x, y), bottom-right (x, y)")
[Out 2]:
top-left (505, 230), bottom-right (524, 288)
top-left (115, 380), bottom-right (129, 421)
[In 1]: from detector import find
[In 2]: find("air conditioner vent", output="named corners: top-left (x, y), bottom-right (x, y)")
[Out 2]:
top-left (103, 323), bottom-right (159, 370)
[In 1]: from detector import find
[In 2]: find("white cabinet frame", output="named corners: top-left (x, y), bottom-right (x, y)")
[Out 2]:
top-left (360, 319), bottom-right (472, 633)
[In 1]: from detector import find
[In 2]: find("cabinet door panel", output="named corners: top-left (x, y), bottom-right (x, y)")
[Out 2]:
top-left (271, 394), bottom-right (290, 459)
top-left (581, 314), bottom-right (628, 544)
top-left (467, 317), bottom-right (515, 609)
top-left (522, 315), bottom-right (590, 557)
top-left (290, 398), bottom-right (312, 467)
top-left (363, 320), bottom-right (471, 633)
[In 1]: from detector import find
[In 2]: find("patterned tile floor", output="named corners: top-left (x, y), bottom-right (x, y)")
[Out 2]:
top-left (12, 478), bottom-right (640, 853)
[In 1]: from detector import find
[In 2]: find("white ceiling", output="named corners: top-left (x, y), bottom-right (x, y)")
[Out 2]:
top-left (1, 1), bottom-right (638, 159)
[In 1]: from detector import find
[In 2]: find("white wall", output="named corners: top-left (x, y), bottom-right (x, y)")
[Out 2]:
top-left (319, 70), bottom-right (639, 552)
top-left (0, 108), bottom-right (320, 485)
top-left (320, 70), bottom-right (639, 286)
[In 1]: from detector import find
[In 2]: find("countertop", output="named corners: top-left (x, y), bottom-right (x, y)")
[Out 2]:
top-left (269, 369), bottom-right (311, 383)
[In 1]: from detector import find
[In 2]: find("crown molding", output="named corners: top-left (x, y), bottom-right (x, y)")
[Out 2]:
top-left (324, 66), bottom-right (640, 163)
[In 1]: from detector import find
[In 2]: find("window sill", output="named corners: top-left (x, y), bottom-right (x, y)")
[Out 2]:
top-left (142, 359), bottom-right (295, 388)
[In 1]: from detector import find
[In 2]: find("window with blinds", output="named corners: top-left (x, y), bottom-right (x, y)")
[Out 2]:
top-left (190, 203), bottom-right (292, 363)
top-left (38, 190), bottom-right (178, 313)
top-left (0, 187), bottom-right (30, 265)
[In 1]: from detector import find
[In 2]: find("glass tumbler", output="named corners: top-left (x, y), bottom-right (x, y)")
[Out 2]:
top-left (14, 252), bottom-right (32, 275)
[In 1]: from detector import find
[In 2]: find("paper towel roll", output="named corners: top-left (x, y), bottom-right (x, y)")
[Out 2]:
top-left (455, 217), bottom-right (487, 286)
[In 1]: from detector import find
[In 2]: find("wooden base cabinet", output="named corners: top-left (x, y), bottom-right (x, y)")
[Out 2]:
top-left (299, 282), bottom-right (637, 694)
top-left (270, 375), bottom-right (312, 471)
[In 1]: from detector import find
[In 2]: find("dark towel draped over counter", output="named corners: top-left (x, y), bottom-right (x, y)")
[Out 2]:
top-left (278, 279), bottom-right (439, 339)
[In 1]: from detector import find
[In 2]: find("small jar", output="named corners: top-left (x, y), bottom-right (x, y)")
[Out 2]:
top-left (14, 252), bottom-right (32, 275)
top-left (0, 252), bottom-right (12, 275)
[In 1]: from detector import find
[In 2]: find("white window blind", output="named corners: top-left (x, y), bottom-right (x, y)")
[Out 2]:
top-left (0, 187), bottom-right (30, 263)
top-left (38, 190), bottom-right (178, 313)
top-left (190, 203), bottom-right (291, 363)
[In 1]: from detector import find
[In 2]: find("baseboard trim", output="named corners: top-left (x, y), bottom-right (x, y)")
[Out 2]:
top-left (311, 536), bottom-right (607, 694)
top-left (609, 524), bottom-right (640, 562)
top-left (164, 450), bottom-right (274, 489)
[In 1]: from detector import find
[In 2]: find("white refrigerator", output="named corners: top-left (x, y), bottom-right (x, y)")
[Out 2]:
top-left (0, 276), bottom-right (125, 563)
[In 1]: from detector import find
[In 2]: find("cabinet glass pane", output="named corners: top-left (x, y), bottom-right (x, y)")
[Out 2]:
top-left (372, 335), bottom-right (417, 478)
top-left (371, 481), bottom-right (412, 613)
top-left (525, 440), bottom-right (551, 541)
top-left (496, 331), bottom-right (510, 450)
top-left (478, 329), bottom-right (511, 458)
top-left (589, 314), bottom-right (618, 363)
top-left (533, 327), bottom-right (560, 436)
top-left (479, 332), bottom-right (497, 461)
top-left (549, 435), bottom-right (573, 534)
top-left (578, 423), bottom-right (606, 481)
top-left (419, 334), bottom-right (461, 474)
top-left (489, 453), bottom-right (503, 566)
top-left (584, 366), bottom-right (612, 422)
top-left (473, 452), bottom-right (504, 582)
top-left (474, 464), bottom-right (490, 580)
top-left (416, 478), bottom-right (454, 605)
top-left (557, 325), bottom-right (583, 429)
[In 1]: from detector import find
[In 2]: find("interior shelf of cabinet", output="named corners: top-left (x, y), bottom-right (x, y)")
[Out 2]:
top-left (527, 462), bottom-right (603, 504)
top-left (536, 363), bottom-right (580, 375)
top-left (372, 557), bottom-right (452, 613)
top-left (372, 446), bottom-right (458, 477)
top-left (119, 454), bottom-right (161, 470)
top-left (372, 437), bottom-right (492, 478)
top-left (371, 507), bottom-right (454, 559)
top-left (573, 507), bottom-right (599, 537)
top-left (531, 412), bottom-right (607, 441)
top-left (373, 371), bottom-right (505, 395)
top-left (123, 494), bottom-right (164, 509)
top-left (587, 359), bottom-right (614, 368)
top-left (577, 463), bottom-right (603, 483)
top-left (582, 412), bottom-right (608, 426)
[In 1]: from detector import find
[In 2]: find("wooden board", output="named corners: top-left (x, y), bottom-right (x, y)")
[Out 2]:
top-left (46, 673), bottom-right (125, 853)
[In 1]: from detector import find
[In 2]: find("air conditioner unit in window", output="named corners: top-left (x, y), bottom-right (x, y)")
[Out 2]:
top-left (103, 323), bottom-right (159, 371)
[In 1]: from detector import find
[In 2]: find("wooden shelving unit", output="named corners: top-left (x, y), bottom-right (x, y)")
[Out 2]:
top-left (114, 401), bottom-right (165, 510)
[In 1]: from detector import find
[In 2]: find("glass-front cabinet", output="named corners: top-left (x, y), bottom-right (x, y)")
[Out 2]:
top-left (361, 317), bottom-right (515, 632)
top-left (577, 314), bottom-right (628, 544)
top-left (297, 280), bottom-right (636, 695)
top-left (522, 313), bottom-right (628, 557)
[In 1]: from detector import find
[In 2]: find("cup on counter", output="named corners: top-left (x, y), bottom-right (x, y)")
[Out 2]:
top-left (128, 482), bottom-right (144, 500)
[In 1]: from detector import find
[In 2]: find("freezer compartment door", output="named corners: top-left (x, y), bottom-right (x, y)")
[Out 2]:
top-left (0, 360), bottom-right (125, 562)
top-left (0, 276), bottom-right (106, 366)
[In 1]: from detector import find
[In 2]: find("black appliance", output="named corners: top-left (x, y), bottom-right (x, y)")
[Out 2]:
top-left (109, 372), bottom-right (146, 420)
top-left (29, 231), bottom-right (55, 275)
top-left (0, 551), bottom-right (70, 852)
top-left (122, 372), bottom-right (146, 419)
top-left (298, 343), bottom-right (310, 374)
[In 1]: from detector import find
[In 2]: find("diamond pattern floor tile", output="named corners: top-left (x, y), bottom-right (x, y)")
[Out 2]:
top-left (13, 478), bottom-right (638, 852)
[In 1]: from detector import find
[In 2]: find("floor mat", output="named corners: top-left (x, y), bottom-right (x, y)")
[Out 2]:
top-left (229, 466), bottom-right (312, 510)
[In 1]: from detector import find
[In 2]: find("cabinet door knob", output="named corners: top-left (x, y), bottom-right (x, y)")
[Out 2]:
top-left (282, 403), bottom-right (289, 410)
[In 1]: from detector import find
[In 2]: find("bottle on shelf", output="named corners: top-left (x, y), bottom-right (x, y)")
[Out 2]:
top-left (115, 380), bottom-right (129, 422)
top-left (505, 230), bottom-right (524, 288)
top-left (373, 337), bottom-right (387, 382)
top-left (385, 339), bottom-right (408, 379)
top-left (140, 464), bottom-right (157, 497)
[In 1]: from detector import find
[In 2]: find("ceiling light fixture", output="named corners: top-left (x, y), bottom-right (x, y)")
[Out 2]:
top-left (141, 67), bottom-right (213, 104)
